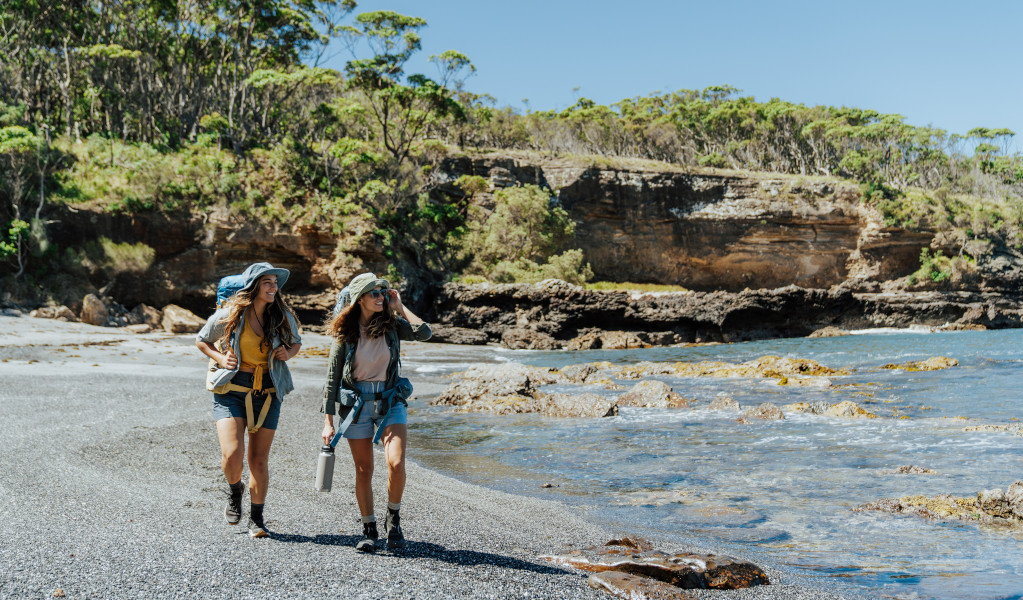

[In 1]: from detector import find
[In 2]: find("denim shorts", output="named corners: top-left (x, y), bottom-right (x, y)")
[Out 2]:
top-left (213, 371), bottom-right (281, 430)
top-left (343, 380), bottom-right (408, 440)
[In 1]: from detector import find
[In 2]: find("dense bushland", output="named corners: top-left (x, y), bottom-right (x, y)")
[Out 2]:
top-left (2, 1), bottom-right (1021, 288)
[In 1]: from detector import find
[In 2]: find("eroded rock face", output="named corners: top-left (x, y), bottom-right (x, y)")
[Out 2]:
top-left (542, 537), bottom-right (769, 591)
top-left (428, 325), bottom-right (490, 345)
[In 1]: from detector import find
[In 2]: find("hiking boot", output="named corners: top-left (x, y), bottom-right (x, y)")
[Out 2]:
top-left (225, 484), bottom-right (243, 525)
top-left (385, 510), bottom-right (405, 550)
top-left (248, 517), bottom-right (269, 538)
top-left (355, 521), bottom-right (378, 553)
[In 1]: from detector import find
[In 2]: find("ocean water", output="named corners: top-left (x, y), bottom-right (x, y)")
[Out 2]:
top-left (405, 329), bottom-right (1023, 600)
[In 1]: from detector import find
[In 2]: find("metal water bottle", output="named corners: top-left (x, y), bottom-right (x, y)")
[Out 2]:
top-left (315, 444), bottom-right (335, 492)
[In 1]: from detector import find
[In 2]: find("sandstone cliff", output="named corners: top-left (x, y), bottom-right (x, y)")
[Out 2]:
top-left (14, 153), bottom-right (1023, 337)
top-left (430, 154), bottom-right (940, 291)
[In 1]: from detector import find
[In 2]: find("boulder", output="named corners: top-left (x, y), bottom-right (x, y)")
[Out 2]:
top-left (808, 326), bottom-right (849, 337)
top-left (739, 402), bottom-right (784, 422)
top-left (559, 362), bottom-right (613, 383)
top-left (536, 392), bottom-right (618, 418)
top-left (124, 324), bottom-right (152, 334)
top-left (433, 363), bottom-right (565, 414)
top-left (978, 488), bottom-right (1012, 518)
top-left (129, 304), bottom-right (163, 329)
top-left (588, 571), bottom-right (698, 600)
top-left (824, 401), bottom-right (878, 419)
top-left (542, 537), bottom-right (769, 590)
top-left (161, 304), bottom-right (206, 334)
top-left (567, 331), bottom-right (602, 350)
top-left (881, 356), bottom-right (959, 371)
top-left (881, 465), bottom-right (937, 475)
top-left (29, 305), bottom-right (77, 321)
top-left (1008, 481), bottom-right (1023, 519)
top-left (618, 380), bottom-right (691, 409)
top-left (600, 331), bottom-right (648, 350)
top-left (501, 327), bottom-right (560, 350)
top-left (708, 393), bottom-right (739, 411)
top-left (80, 294), bottom-right (109, 326)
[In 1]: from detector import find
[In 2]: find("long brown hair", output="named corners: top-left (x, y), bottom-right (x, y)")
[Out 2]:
top-left (328, 300), bottom-right (396, 344)
top-left (218, 278), bottom-right (299, 350)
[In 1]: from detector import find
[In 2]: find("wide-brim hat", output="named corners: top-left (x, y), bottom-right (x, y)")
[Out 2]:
top-left (241, 262), bottom-right (290, 291)
top-left (347, 272), bottom-right (389, 306)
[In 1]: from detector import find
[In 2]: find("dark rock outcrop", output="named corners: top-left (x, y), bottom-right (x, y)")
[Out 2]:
top-left (426, 281), bottom-right (1023, 348)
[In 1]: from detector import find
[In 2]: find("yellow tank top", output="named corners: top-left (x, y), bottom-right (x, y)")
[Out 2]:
top-left (239, 319), bottom-right (270, 369)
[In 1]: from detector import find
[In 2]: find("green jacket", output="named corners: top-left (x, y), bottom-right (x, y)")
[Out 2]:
top-left (320, 319), bottom-right (432, 416)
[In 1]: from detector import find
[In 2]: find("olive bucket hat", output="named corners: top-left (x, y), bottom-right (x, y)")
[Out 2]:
top-left (241, 262), bottom-right (290, 291)
top-left (347, 272), bottom-right (390, 306)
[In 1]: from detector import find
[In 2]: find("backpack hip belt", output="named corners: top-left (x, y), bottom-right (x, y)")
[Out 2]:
top-left (224, 365), bottom-right (276, 433)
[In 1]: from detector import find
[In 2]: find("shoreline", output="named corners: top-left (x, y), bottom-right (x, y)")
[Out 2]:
top-left (0, 315), bottom-right (862, 599)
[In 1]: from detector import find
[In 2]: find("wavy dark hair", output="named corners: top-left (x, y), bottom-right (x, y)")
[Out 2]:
top-left (218, 276), bottom-right (299, 350)
top-left (328, 299), bottom-right (396, 344)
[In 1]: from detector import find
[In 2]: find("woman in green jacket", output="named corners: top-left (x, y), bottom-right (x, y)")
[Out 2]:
top-left (321, 273), bottom-right (432, 553)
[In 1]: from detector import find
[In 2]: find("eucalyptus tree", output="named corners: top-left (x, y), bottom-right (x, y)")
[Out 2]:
top-left (336, 9), bottom-right (474, 271)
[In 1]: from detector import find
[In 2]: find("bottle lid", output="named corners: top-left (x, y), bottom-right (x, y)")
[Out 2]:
top-left (321, 444), bottom-right (334, 452)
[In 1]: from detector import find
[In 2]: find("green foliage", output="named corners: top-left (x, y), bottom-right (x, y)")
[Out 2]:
top-left (96, 237), bottom-right (156, 273)
top-left (453, 175), bottom-right (489, 197)
top-left (0, 219), bottom-right (29, 258)
top-left (457, 184), bottom-right (591, 284)
top-left (907, 248), bottom-right (954, 286)
top-left (490, 249), bottom-right (593, 285)
top-left (698, 152), bottom-right (727, 168)
top-left (56, 135), bottom-right (238, 213)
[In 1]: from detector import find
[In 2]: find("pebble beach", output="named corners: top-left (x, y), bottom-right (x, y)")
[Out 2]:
top-left (0, 314), bottom-right (861, 600)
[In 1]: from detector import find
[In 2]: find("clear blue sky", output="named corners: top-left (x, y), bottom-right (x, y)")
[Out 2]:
top-left (318, 0), bottom-right (1023, 149)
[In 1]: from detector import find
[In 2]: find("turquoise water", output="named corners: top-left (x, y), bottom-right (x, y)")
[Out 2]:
top-left (407, 329), bottom-right (1023, 600)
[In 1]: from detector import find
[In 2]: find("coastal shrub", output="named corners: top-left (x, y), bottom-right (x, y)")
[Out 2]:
top-left (456, 184), bottom-right (592, 284)
top-left (490, 249), bottom-right (593, 285)
top-left (97, 237), bottom-right (156, 273)
top-left (907, 249), bottom-right (954, 286)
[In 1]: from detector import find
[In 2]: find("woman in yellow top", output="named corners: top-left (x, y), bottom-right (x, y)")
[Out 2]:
top-left (196, 262), bottom-right (302, 538)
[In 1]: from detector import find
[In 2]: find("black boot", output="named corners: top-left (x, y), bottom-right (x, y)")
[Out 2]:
top-left (225, 481), bottom-right (244, 525)
top-left (248, 503), bottom-right (268, 538)
top-left (385, 509), bottom-right (405, 550)
top-left (356, 520), bottom-right (378, 553)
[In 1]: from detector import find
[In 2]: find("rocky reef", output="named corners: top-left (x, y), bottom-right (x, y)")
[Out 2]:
top-left (432, 355), bottom-right (940, 419)
top-left (427, 280), bottom-right (1023, 348)
top-left (856, 481), bottom-right (1023, 531)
